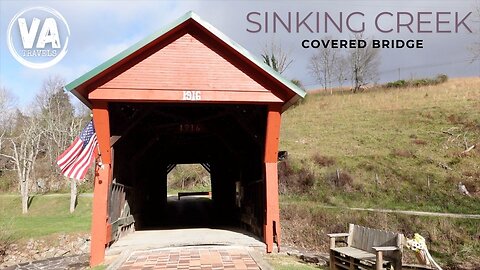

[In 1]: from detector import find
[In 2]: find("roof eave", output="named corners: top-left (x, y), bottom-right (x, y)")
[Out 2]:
top-left (282, 95), bottom-right (302, 112)
top-left (66, 87), bottom-right (92, 108)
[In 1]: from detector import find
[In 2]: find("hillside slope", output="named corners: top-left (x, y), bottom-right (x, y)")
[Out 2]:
top-left (278, 77), bottom-right (480, 268)
top-left (280, 78), bottom-right (480, 213)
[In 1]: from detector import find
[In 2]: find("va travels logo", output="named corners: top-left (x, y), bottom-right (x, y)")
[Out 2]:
top-left (7, 7), bottom-right (70, 69)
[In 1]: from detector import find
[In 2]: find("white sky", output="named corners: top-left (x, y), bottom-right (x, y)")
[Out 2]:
top-left (0, 0), bottom-right (479, 109)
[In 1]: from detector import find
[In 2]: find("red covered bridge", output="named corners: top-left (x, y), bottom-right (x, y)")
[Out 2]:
top-left (64, 11), bottom-right (305, 266)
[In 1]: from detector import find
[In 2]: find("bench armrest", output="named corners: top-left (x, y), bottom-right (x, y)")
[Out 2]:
top-left (372, 246), bottom-right (400, 252)
top-left (327, 233), bottom-right (349, 249)
top-left (372, 246), bottom-right (401, 270)
top-left (327, 233), bottom-right (349, 238)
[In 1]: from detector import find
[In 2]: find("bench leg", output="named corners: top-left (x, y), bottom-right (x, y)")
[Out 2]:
top-left (349, 257), bottom-right (355, 270)
top-left (393, 251), bottom-right (403, 270)
top-left (329, 250), bottom-right (336, 270)
top-left (375, 251), bottom-right (383, 270)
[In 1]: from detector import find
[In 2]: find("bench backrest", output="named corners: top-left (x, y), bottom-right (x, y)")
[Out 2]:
top-left (348, 224), bottom-right (403, 258)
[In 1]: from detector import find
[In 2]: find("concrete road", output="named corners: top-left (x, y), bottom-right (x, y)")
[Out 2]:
top-left (106, 195), bottom-right (265, 262)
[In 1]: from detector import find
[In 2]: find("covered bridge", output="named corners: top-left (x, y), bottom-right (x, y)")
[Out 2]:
top-left (65, 11), bottom-right (305, 266)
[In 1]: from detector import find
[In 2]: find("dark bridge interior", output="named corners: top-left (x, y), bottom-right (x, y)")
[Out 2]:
top-left (108, 103), bottom-right (268, 238)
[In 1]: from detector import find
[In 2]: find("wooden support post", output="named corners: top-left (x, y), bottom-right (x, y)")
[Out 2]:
top-left (347, 224), bottom-right (354, 246)
top-left (376, 251), bottom-right (383, 270)
top-left (330, 237), bottom-right (336, 249)
top-left (330, 250), bottom-right (336, 270)
top-left (264, 104), bottom-right (282, 253)
top-left (90, 101), bottom-right (111, 267)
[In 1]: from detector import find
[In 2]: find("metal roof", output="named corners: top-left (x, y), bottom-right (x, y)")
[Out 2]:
top-left (65, 11), bottom-right (306, 109)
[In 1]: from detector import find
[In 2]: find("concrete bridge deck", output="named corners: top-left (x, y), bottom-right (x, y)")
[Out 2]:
top-left (105, 228), bottom-right (268, 269)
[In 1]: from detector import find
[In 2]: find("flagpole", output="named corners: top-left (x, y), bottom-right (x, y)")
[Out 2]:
top-left (90, 114), bottom-right (105, 170)
top-left (96, 143), bottom-right (105, 170)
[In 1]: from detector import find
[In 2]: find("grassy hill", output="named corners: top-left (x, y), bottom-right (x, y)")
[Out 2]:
top-left (279, 77), bottom-right (480, 267)
top-left (280, 77), bottom-right (479, 212)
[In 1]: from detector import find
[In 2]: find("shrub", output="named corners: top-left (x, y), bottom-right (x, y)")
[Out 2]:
top-left (312, 153), bottom-right (336, 167)
top-left (385, 80), bottom-right (407, 88)
top-left (0, 222), bottom-right (13, 264)
top-left (384, 74), bottom-right (448, 89)
top-left (435, 74), bottom-right (448, 84)
top-left (278, 161), bottom-right (315, 195)
top-left (0, 173), bottom-right (15, 192)
top-left (411, 78), bottom-right (432, 87)
top-left (326, 169), bottom-right (354, 189)
top-left (168, 164), bottom-right (210, 190)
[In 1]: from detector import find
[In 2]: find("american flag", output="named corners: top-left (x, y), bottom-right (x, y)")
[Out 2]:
top-left (57, 120), bottom-right (98, 180)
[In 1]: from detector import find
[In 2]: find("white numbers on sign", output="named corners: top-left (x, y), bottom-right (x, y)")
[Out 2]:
top-left (183, 91), bottom-right (201, 101)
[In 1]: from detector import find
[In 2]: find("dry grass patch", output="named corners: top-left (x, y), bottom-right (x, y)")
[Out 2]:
top-left (312, 153), bottom-right (336, 167)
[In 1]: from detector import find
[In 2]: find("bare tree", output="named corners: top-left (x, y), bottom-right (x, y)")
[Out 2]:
top-left (0, 112), bottom-right (44, 214)
top-left (309, 38), bottom-right (340, 94)
top-left (335, 56), bottom-right (349, 88)
top-left (36, 76), bottom-right (83, 212)
top-left (262, 39), bottom-right (293, 74)
top-left (0, 77), bottom-right (84, 214)
top-left (0, 87), bottom-right (16, 124)
top-left (0, 88), bottom-right (16, 197)
top-left (0, 88), bottom-right (44, 214)
top-left (36, 76), bottom-right (80, 169)
top-left (0, 87), bottom-right (16, 160)
top-left (348, 33), bottom-right (381, 93)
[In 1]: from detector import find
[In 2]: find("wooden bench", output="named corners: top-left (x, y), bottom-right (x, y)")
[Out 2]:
top-left (327, 224), bottom-right (404, 270)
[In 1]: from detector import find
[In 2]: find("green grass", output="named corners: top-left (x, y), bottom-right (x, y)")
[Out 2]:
top-left (167, 164), bottom-right (211, 194)
top-left (90, 265), bottom-right (107, 270)
top-left (0, 195), bottom-right (92, 240)
top-left (280, 78), bottom-right (480, 214)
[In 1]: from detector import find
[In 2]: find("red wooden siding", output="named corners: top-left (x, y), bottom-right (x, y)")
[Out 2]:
top-left (96, 34), bottom-right (281, 103)
top-left (89, 88), bottom-right (282, 103)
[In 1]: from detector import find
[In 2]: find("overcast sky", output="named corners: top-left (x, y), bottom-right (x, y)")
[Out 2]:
top-left (1, 0), bottom-right (479, 108)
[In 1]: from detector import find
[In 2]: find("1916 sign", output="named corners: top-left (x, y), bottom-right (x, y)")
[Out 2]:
top-left (183, 90), bottom-right (201, 101)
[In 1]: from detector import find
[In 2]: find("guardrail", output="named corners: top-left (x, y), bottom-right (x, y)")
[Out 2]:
top-left (108, 182), bottom-right (135, 243)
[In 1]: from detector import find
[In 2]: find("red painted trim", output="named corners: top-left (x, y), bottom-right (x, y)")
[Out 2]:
top-left (264, 105), bottom-right (282, 253)
top-left (89, 88), bottom-right (284, 103)
top-left (90, 102), bottom-right (111, 267)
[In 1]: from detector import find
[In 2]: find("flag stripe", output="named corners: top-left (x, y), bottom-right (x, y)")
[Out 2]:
top-left (63, 134), bottom-right (96, 179)
top-left (67, 134), bottom-right (97, 179)
top-left (57, 138), bottom-right (83, 169)
top-left (74, 136), bottom-right (97, 179)
top-left (56, 137), bottom-right (80, 163)
top-left (56, 120), bottom-right (98, 181)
